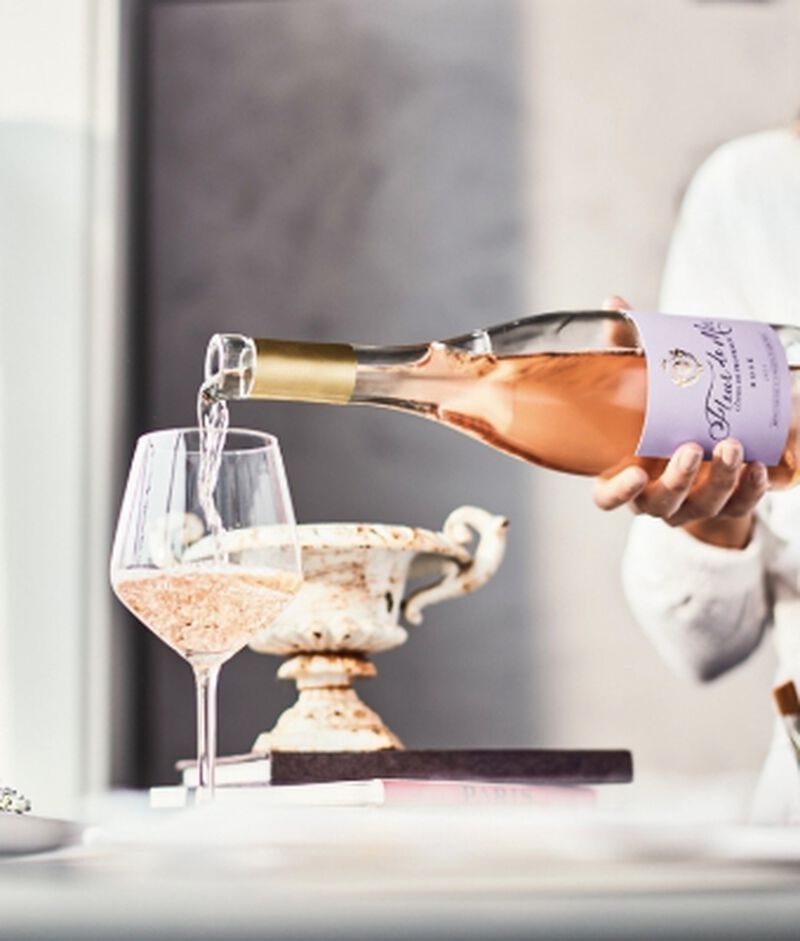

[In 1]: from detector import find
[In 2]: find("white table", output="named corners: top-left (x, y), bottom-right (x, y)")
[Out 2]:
top-left (3, 796), bottom-right (800, 940)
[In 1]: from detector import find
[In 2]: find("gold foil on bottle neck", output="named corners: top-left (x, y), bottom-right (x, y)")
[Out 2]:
top-left (252, 339), bottom-right (357, 404)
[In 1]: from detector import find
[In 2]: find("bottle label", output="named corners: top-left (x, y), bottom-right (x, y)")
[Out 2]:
top-left (627, 311), bottom-right (790, 464)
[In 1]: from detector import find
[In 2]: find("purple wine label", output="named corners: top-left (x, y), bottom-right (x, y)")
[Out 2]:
top-left (627, 311), bottom-right (790, 464)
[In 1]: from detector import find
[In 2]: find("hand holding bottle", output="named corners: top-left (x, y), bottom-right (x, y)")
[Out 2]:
top-left (591, 297), bottom-right (769, 549)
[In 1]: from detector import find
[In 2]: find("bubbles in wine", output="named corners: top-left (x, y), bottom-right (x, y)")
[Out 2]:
top-left (114, 565), bottom-right (302, 662)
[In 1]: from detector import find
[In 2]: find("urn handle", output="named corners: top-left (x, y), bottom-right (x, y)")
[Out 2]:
top-left (402, 505), bottom-right (508, 625)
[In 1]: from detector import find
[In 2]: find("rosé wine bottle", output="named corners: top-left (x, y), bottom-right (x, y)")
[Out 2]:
top-left (204, 310), bottom-right (800, 489)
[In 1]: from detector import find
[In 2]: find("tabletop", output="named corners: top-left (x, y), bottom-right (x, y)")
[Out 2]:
top-left (3, 791), bottom-right (800, 940)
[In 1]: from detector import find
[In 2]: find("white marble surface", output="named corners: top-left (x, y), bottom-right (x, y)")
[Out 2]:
top-left (4, 788), bottom-right (800, 940)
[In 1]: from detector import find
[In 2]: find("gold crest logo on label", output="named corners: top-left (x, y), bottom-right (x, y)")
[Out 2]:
top-left (661, 348), bottom-right (702, 388)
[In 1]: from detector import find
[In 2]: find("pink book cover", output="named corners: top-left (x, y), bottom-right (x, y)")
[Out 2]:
top-left (378, 779), bottom-right (595, 806)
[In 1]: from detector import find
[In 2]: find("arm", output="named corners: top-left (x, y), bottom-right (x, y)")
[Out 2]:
top-left (596, 144), bottom-right (775, 677)
top-left (596, 394), bottom-right (771, 680)
top-left (622, 513), bottom-right (769, 681)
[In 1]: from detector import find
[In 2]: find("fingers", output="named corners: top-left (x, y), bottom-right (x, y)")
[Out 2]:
top-left (593, 465), bottom-right (649, 511)
top-left (602, 295), bottom-right (631, 312)
top-left (676, 447), bottom-right (768, 549)
top-left (722, 461), bottom-right (769, 518)
top-left (633, 444), bottom-right (703, 518)
top-left (602, 295), bottom-right (639, 347)
top-left (664, 439), bottom-right (745, 526)
top-left (593, 438), bottom-right (770, 525)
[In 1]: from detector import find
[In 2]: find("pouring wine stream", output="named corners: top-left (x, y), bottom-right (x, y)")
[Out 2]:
top-left (197, 378), bottom-right (229, 561)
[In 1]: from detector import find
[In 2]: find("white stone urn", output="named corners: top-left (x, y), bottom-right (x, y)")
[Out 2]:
top-left (248, 505), bottom-right (508, 752)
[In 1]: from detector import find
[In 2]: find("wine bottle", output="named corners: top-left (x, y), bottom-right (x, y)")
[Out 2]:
top-left (204, 310), bottom-right (800, 487)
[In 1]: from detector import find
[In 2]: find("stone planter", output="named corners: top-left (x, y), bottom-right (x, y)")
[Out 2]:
top-left (247, 505), bottom-right (508, 752)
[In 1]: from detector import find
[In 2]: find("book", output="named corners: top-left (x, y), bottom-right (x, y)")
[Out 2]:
top-left (176, 748), bottom-right (633, 789)
top-left (177, 752), bottom-right (270, 788)
top-left (151, 777), bottom-right (596, 810)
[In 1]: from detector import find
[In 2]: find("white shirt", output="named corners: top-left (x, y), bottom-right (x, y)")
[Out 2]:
top-left (622, 127), bottom-right (800, 821)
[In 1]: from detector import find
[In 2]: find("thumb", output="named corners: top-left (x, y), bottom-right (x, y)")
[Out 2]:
top-left (603, 294), bottom-right (632, 312)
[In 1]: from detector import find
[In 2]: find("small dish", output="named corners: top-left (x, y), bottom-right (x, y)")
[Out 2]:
top-left (0, 814), bottom-right (83, 857)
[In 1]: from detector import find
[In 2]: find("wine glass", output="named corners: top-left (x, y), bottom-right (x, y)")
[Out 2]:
top-left (110, 428), bottom-right (302, 800)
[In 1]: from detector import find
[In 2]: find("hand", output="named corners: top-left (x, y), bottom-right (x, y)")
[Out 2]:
top-left (591, 297), bottom-right (769, 549)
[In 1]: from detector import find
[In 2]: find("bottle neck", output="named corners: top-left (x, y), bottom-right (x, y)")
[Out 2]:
top-left (206, 314), bottom-right (638, 407)
top-left (218, 337), bottom-right (430, 405)
top-left (251, 339), bottom-right (359, 404)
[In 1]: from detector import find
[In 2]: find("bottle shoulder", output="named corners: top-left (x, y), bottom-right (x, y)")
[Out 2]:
top-left (446, 310), bottom-right (800, 361)
top-left (445, 310), bottom-right (633, 356)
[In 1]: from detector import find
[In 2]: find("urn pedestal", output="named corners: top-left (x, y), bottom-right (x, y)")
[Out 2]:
top-left (248, 505), bottom-right (508, 752)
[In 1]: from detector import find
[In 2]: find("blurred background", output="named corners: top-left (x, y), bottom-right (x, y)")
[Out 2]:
top-left (1, 0), bottom-right (799, 817)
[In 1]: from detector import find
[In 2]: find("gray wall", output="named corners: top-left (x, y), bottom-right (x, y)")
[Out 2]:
top-left (137, 0), bottom-right (532, 783)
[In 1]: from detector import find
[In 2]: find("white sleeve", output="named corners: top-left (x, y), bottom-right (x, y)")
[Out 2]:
top-left (660, 141), bottom-right (759, 321)
top-left (622, 515), bottom-right (770, 681)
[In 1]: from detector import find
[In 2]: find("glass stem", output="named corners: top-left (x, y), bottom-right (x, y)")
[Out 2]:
top-left (193, 661), bottom-right (220, 802)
